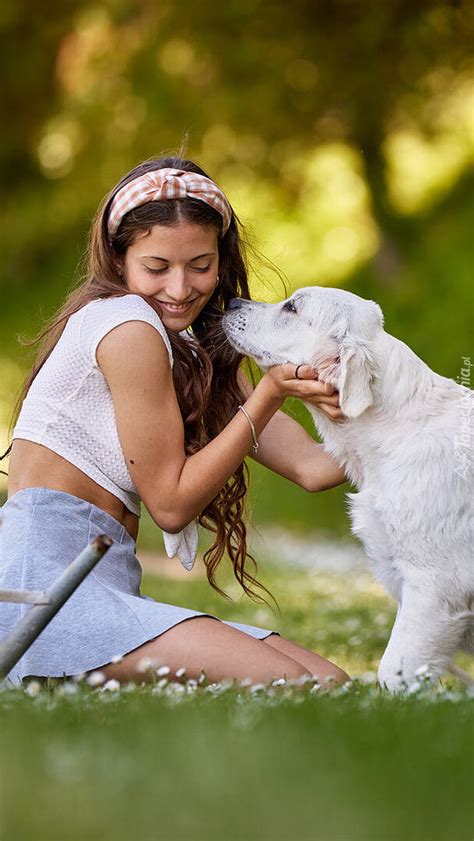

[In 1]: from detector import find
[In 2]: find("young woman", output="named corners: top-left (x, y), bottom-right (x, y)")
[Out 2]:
top-left (0, 156), bottom-right (350, 688)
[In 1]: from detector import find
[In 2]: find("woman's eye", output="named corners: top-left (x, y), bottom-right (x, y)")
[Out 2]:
top-left (144, 264), bottom-right (211, 274)
top-left (144, 266), bottom-right (167, 274)
top-left (283, 300), bottom-right (297, 313)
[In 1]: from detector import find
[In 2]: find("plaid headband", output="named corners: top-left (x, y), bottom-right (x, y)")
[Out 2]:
top-left (107, 168), bottom-right (232, 240)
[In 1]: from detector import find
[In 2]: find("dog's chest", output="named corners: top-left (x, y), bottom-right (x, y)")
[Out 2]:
top-left (307, 407), bottom-right (404, 597)
top-left (347, 490), bottom-right (403, 600)
top-left (307, 407), bottom-right (373, 485)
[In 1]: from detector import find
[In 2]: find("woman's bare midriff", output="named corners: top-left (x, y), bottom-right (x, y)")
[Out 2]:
top-left (6, 439), bottom-right (139, 542)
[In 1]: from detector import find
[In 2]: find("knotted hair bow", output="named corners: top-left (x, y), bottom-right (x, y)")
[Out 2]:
top-left (107, 168), bottom-right (232, 240)
top-left (162, 520), bottom-right (199, 572)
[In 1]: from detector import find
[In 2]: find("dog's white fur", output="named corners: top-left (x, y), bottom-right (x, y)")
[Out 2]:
top-left (223, 287), bottom-right (473, 691)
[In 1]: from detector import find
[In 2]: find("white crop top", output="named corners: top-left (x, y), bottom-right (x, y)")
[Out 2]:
top-left (12, 294), bottom-right (174, 517)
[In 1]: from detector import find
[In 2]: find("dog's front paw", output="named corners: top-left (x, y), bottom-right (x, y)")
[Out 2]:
top-left (377, 662), bottom-right (407, 693)
top-left (377, 659), bottom-right (439, 693)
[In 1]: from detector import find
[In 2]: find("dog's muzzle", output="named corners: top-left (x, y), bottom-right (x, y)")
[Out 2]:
top-left (223, 299), bottom-right (250, 336)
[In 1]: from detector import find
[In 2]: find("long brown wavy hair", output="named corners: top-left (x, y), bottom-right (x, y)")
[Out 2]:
top-left (2, 154), bottom-right (277, 607)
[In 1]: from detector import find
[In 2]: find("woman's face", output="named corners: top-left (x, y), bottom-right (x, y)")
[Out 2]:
top-left (121, 221), bottom-right (219, 331)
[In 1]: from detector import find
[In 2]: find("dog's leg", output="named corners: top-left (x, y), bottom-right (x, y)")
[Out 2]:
top-left (377, 586), bottom-right (469, 692)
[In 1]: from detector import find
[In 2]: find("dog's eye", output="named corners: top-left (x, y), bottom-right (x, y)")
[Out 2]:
top-left (282, 300), bottom-right (297, 314)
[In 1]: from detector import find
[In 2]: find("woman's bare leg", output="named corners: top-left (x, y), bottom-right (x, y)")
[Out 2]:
top-left (263, 634), bottom-right (350, 685)
top-left (93, 617), bottom-right (312, 685)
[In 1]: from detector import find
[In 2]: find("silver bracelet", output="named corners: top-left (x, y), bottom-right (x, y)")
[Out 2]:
top-left (238, 405), bottom-right (259, 456)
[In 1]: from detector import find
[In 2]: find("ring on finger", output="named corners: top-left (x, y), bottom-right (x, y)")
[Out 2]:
top-left (295, 364), bottom-right (304, 380)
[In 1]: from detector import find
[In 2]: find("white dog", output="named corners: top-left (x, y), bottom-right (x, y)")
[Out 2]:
top-left (223, 287), bottom-right (473, 691)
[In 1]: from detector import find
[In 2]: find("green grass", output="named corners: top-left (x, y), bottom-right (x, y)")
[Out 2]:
top-left (1, 561), bottom-right (473, 841)
top-left (2, 685), bottom-right (473, 841)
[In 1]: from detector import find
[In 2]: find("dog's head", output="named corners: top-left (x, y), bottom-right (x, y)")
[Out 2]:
top-left (222, 286), bottom-right (384, 418)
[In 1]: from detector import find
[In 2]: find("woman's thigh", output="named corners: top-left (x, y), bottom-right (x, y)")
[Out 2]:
top-left (96, 617), bottom-right (311, 685)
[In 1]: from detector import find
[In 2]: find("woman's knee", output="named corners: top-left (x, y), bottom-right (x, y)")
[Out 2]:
top-left (264, 633), bottom-right (351, 686)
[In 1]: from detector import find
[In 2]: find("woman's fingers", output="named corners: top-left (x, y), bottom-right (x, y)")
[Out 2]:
top-left (266, 363), bottom-right (341, 404)
top-left (306, 398), bottom-right (344, 419)
top-left (320, 404), bottom-right (346, 422)
top-left (294, 364), bottom-right (335, 389)
top-left (278, 364), bottom-right (337, 395)
top-left (305, 391), bottom-right (340, 406)
top-left (297, 381), bottom-right (340, 402)
top-left (276, 362), bottom-right (315, 382)
top-left (268, 363), bottom-right (345, 421)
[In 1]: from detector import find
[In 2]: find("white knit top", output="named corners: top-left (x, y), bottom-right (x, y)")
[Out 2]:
top-left (12, 294), bottom-right (174, 517)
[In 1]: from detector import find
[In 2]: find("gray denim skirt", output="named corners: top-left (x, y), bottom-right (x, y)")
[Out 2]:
top-left (0, 487), bottom-right (276, 687)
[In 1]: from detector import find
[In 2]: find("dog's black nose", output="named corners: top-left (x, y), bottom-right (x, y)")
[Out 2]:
top-left (228, 298), bottom-right (244, 310)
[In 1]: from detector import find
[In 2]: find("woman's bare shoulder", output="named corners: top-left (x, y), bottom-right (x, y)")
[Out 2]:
top-left (96, 320), bottom-right (173, 391)
top-left (78, 294), bottom-right (174, 369)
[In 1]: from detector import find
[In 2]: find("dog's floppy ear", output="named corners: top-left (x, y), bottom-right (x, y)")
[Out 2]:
top-left (309, 296), bottom-right (381, 418)
top-left (338, 337), bottom-right (375, 418)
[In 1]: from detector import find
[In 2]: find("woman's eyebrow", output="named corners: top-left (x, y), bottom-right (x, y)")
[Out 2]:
top-left (142, 252), bottom-right (216, 261)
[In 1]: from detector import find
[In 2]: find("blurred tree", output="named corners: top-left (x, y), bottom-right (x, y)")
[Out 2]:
top-left (1, 0), bottom-right (472, 260)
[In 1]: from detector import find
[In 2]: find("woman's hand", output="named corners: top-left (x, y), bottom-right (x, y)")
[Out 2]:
top-left (261, 363), bottom-right (346, 422)
top-left (237, 367), bottom-right (348, 490)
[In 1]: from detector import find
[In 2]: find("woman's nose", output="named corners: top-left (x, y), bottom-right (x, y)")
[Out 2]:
top-left (164, 272), bottom-right (192, 301)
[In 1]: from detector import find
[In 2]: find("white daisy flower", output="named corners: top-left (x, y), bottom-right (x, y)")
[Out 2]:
top-left (249, 683), bottom-right (266, 694)
top-left (168, 682), bottom-right (185, 695)
top-left (24, 680), bottom-right (41, 697)
top-left (136, 657), bottom-right (158, 673)
top-left (102, 679), bottom-right (121, 692)
top-left (299, 674), bottom-right (312, 686)
top-left (57, 682), bottom-right (79, 696)
top-left (86, 671), bottom-right (106, 687)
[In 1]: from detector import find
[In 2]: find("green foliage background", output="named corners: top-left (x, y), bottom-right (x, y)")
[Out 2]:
top-left (1, 0), bottom-right (472, 541)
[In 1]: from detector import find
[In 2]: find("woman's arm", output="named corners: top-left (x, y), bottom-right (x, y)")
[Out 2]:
top-left (96, 321), bottom-right (334, 532)
top-left (237, 369), bottom-right (347, 492)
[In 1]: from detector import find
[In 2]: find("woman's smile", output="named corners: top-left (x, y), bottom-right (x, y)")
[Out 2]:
top-left (155, 298), bottom-right (199, 315)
